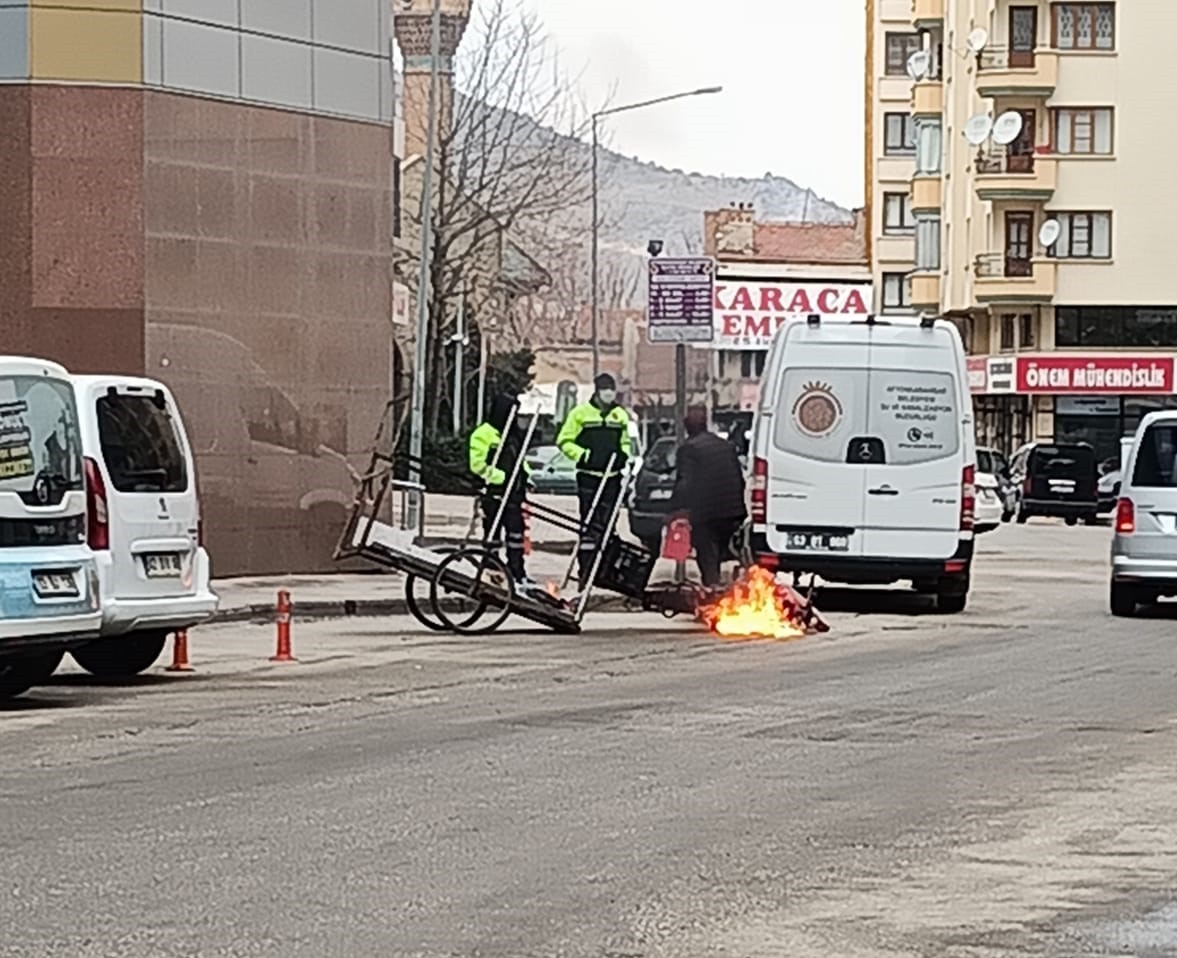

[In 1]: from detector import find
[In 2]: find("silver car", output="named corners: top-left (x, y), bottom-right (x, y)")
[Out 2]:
top-left (1110, 411), bottom-right (1177, 616)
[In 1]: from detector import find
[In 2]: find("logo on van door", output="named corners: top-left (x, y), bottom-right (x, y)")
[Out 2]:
top-left (793, 382), bottom-right (843, 438)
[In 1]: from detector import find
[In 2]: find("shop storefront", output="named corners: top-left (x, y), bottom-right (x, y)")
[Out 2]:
top-left (969, 353), bottom-right (1177, 461)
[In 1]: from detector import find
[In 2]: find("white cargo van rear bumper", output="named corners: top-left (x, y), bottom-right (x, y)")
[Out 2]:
top-left (94, 548), bottom-right (219, 636)
top-left (751, 530), bottom-right (974, 587)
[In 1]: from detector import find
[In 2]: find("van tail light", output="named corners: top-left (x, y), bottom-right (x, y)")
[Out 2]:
top-left (750, 456), bottom-right (768, 524)
top-left (1115, 497), bottom-right (1136, 535)
top-left (84, 457), bottom-right (109, 551)
top-left (960, 465), bottom-right (976, 532)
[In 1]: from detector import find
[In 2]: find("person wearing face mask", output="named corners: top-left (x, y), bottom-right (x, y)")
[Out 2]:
top-left (557, 373), bottom-right (632, 585)
top-left (469, 393), bottom-right (535, 590)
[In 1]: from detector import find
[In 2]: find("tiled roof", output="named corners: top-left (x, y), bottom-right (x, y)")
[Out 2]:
top-left (750, 222), bottom-right (866, 265)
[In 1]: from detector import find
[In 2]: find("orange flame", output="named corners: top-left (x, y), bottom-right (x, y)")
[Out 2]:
top-left (702, 566), bottom-right (805, 640)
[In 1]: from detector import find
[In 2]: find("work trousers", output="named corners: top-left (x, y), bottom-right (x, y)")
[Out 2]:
top-left (692, 516), bottom-right (744, 589)
top-left (575, 472), bottom-right (622, 584)
top-left (481, 494), bottom-right (526, 581)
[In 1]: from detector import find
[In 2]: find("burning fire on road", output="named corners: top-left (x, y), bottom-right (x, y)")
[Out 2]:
top-left (700, 566), bottom-right (825, 640)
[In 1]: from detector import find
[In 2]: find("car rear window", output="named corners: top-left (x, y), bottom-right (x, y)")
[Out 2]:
top-left (1131, 425), bottom-right (1177, 487)
top-left (773, 367), bottom-right (865, 463)
top-left (96, 393), bottom-right (189, 494)
top-left (1032, 445), bottom-right (1094, 478)
top-left (977, 449), bottom-right (994, 474)
top-left (868, 368), bottom-right (960, 465)
top-left (645, 439), bottom-right (677, 472)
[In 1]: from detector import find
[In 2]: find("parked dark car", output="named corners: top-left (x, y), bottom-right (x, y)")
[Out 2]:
top-left (628, 437), bottom-right (677, 554)
top-left (1009, 441), bottom-right (1099, 525)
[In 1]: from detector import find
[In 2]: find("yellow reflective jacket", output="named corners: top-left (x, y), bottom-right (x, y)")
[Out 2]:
top-left (469, 422), bottom-right (530, 488)
top-left (557, 400), bottom-right (632, 476)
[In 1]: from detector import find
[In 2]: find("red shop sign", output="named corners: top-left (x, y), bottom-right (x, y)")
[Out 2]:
top-left (1016, 355), bottom-right (1176, 394)
top-left (966, 357), bottom-right (988, 394)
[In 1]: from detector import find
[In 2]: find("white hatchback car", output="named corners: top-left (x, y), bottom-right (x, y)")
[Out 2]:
top-left (71, 375), bottom-right (218, 676)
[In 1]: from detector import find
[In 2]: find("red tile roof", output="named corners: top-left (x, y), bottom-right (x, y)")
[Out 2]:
top-left (751, 222), bottom-right (866, 265)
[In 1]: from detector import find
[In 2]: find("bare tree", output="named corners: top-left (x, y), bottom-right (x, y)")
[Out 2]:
top-left (402, 0), bottom-right (597, 431)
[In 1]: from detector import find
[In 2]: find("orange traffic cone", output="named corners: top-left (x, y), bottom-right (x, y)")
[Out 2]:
top-left (270, 590), bottom-right (298, 663)
top-left (166, 629), bottom-right (194, 673)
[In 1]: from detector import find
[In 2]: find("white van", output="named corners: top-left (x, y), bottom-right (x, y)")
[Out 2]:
top-left (748, 314), bottom-right (977, 613)
top-left (70, 376), bottom-right (218, 675)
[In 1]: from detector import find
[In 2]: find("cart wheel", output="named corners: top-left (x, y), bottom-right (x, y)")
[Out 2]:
top-left (429, 547), bottom-right (515, 635)
top-left (404, 547), bottom-right (489, 632)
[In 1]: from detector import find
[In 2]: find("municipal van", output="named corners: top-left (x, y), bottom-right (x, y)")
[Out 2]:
top-left (70, 375), bottom-right (218, 676)
top-left (0, 357), bottom-right (102, 698)
top-left (748, 314), bottom-right (977, 613)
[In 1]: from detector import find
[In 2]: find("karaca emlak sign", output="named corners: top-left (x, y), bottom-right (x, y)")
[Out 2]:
top-left (1016, 355), bottom-right (1175, 394)
top-left (712, 280), bottom-right (871, 349)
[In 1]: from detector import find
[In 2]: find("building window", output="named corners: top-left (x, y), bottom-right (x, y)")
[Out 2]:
top-left (1047, 211), bottom-right (1112, 258)
top-left (1052, 107), bottom-right (1113, 154)
top-left (1053, 3), bottom-right (1115, 51)
top-left (915, 117), bottom-right (942, 174)
top-left (1000, 314), bottom-right (1016, 351)
top-left (884, 112), bottom-right (916, 155)
top-left (881, 273), bottom-right (911, 312)
top-left (883, 192), bottom-right (915, 234)
top-left (740, 350), bottom-right (767, 379)
top-left (1057, 306), bottom-right (1177, 348)
top-left (915, 215), bottom-right (941, 271)
top-left (1019, 313), bottom-right (1036, 348)
top-left (885, 32), bottom-right (922, 75)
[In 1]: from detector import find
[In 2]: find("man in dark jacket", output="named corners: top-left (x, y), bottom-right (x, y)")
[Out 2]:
top-left (666, 406), bottom-right (747, 588)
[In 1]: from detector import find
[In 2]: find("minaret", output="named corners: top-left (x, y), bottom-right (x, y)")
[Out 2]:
top-left (394, 0), bottom-right (471, 158)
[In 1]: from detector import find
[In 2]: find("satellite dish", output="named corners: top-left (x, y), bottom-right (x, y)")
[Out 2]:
top-left (1038, 220), bottom-right (1061, 249)
top-left (906, 50), bottom-right (931, 81)
top-left (964, 114), bottom-right (994, 146)
top-left (967, 28), bottom-right (989, 53)
top-left (992, 110), bottom-right (1025, 146)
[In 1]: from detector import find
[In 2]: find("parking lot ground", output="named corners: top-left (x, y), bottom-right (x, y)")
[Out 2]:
top-left (5, 522), bottom-right (1177, 956)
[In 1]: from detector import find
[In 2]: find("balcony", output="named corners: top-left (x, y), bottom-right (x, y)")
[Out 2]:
top-left (912, 0), bottom-right (944, 28)
top-left (911, 78), bottom-right (943, 117)
top-left (976, 48), bottom-right (1058, 97)
top-left (910, 174), bottom-right (942, 212)
top-left (910, 271), bottom-right (941, 310)
top-left (974, 150), bottom-right (1057, 201)
top-left (973, 254), bottom-right (1057, 303)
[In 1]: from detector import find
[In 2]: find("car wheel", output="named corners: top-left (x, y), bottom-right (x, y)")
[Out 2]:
top-left (1064, 516), bottom-right (1078, 527)
top-left (1016, 511), bottom-right (1029, 524)
top-left (1110, 580), bottom-right (1138, 618)
top-left (72, 631), bottom-right (168, 678)
top-left (933, 576), bottom-right (969, 614)
top-left (0, 651), bottom-right (64, 700)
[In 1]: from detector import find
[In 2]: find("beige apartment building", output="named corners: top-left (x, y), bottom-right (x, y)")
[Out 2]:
top-left (869, 0), bottom-right (1177, 462)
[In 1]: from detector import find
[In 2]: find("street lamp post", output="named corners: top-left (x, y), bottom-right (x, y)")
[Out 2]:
top-left (407, 0), bottom-right (442, 531)
top-left (589, 86), bottom-right (723, 379)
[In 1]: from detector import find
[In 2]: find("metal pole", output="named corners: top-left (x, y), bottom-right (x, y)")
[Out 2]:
top-left (590, 114), bottom-right (600, 379)
top-left (476, 323), bottom-right (490, 422)
top-left (674, 341), bottom-right (687, 583)
top-left (407, 0), bottom-right (442, 530)
top-left (453, 280), bottom-right (465, 436)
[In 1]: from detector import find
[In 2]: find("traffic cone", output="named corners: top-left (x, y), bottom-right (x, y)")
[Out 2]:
top-left (270, 590), bottom-right (298, 663)
top-left (165, 629), bottom-right (194, 673)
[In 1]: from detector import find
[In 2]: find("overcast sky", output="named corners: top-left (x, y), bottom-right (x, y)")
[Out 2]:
top-left (520, 0), bottom-right (864, 209)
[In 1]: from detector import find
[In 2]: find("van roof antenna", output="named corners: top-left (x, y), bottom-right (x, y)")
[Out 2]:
top-left (920, 314), bottom-right (937, 328)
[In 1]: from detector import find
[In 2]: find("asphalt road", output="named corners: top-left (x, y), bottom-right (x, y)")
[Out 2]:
top-left (3, 522), bottom-right (1177, 957)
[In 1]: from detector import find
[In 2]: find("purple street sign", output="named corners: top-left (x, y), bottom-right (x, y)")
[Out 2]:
top-left (647, 257), bottom-right (716, 344)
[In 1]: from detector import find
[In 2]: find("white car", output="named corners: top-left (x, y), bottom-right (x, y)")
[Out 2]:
top-left (71, 375), bottom-right (219, 676)
top-left (973, 470), bottom-right (1004, 533)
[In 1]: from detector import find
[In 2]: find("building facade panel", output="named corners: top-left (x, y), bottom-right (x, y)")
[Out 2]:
top-left (0, 5), bottom-right (29, 79)
top-left (160, 17), bottom-right (240, 98)
top-left (29, 3), bottom-right (142, 82)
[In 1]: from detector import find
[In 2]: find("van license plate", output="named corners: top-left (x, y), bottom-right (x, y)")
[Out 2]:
top-left (786, 532), bottom-right (850, 552)
top-left (32, 571), bottom-right (79, 598)
top-left (144, 554), bottom-right (182, 578)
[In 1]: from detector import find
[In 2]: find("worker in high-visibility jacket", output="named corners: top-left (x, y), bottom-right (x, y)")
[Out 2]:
top-left (469, 393), bottom-right (533, 588)
top-left (556, 373), bottom-right (632, 584)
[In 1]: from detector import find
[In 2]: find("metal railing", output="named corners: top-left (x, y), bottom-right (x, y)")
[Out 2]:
top-left (975, 147), bottom-right (1037, 175)
top-left (975, 252), bottom-right (1034, 279)
top-left (977, 46), bottom-right (1038, 70)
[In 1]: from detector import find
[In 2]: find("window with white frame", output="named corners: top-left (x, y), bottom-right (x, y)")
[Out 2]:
top-left (884, 112), bottom-right (916, 154)
top-left (1046, 212), bottom-right (1112, 259)
top-left (1052, 107), bottom-right (1113, 154)
top-left (883, 192), bottom-right (915, 234)
top-left (882, 273), bottom-right (911, 311)
top-left (1053, 3), bottom-right (1115, 51)
top-left (915, 215), bottom-right (941, 270)
top-left (915, 117), bottom-right (942, 174)
top-left (885, 32), bottom-right (922, 75)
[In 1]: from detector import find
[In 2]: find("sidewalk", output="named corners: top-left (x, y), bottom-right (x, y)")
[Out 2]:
top-left (209, 549), bottom-right (683, 623)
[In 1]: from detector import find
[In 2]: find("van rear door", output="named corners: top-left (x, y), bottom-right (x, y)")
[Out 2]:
top-left (1123, 422), bottom-right (1177, 558)
top-left (861, 328), bottom-right (965, 560)
top-left (764, 325), bottom-right (870, 557)
top-left (90, 382), bottom-right (199, 600)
